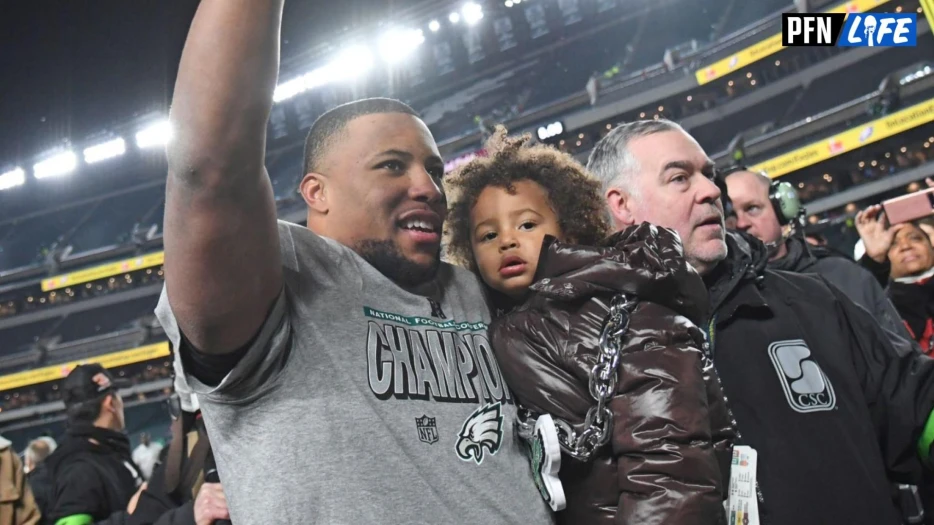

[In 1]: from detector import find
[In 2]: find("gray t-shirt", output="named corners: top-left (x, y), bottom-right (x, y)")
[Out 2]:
top-left (155, 220), bottom-right (553, 524)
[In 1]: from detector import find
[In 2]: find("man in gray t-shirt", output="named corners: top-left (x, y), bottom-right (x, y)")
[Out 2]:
top-left (158, 1), bottom-right (552, 522)
top-left (157, 221), bottom-right (552, 523)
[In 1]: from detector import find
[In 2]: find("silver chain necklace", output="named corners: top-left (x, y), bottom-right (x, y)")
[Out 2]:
top-left (518, 294), bottom-right (636, 461)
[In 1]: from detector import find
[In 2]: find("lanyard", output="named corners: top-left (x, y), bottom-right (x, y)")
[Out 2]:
top-left (706, 314), bottom-right (717, 358)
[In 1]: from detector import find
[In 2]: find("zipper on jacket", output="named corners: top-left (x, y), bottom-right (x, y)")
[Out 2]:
top-left (705, 312), bottom-right (766, 509)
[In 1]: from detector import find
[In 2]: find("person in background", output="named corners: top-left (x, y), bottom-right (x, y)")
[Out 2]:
top-left (444, 127), bottom-right (734, 523)
top-left (588, 118), bottom-right (934, 525)
top-left (106, 379), bottom-right (229, 525)
top-left (45, 364), bottom-right (144, 525)
top-left (886, 222), bottom-right (934, 354)
top-left (24, 439), bottom-right (55, 521)
top-left (0, 435), bottom-right (39, 525)
top-left (131, 434), bottom-right (163, 481)
top-left (856, 178), bottom-right (934, 286)
top-left (724, 167), bottom-right (917, 357)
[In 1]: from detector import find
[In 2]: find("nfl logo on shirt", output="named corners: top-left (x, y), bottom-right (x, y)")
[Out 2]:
top-left (781, 12), bottom-right (916, 47)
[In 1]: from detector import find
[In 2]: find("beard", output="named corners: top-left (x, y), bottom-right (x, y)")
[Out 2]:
top-left (354, 239), bottom-right (441, 287)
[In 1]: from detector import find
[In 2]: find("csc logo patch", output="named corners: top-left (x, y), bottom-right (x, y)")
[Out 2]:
top-left (768, 340), bottom-right (837, 413)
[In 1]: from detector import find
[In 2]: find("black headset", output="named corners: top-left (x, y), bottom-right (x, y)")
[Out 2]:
top-left (719, 165), bottom-right (803, 226)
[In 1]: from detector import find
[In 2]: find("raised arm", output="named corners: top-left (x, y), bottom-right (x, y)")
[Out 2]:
top-left (164, 0), bottom-right (284, 355)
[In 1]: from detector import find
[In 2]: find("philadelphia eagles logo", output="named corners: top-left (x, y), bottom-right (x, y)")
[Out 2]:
top-left (455, 402), bottom-right (504, 464)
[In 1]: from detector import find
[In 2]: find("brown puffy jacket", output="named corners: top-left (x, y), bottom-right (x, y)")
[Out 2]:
top-left (490, 223), bottom-right (735, 525)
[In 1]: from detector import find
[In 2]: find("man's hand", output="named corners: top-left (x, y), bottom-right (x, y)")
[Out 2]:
top-left (855, 205), bottom-right (905, 263)
top-left (194, 483), bottom-right (230, 525)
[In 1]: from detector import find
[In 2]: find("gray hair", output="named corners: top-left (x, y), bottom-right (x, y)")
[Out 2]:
top-left (25, 437), bottom-right (55, 467)
top-left (586, 119), bottom-right (685, 197)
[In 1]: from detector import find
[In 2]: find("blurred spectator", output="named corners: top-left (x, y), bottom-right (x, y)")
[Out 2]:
top-left (0, 435), bottom-right (40, 525)
top-left (121, 391), bottom-right (229, 525)
top-left (856, 179), bottom-right (934, 286)
top-left (805, 232), bottom-right (828, 247)
top-left (24, 438), bottom-right (55, 521)
top-left (887, 222), bottom-right (934, 354)
top-left (131, 434), bottom-right (163, 482)
top-left (45, 365), bottom-right (144, 525)
top-left (725, 168), bottom-right (916, 357)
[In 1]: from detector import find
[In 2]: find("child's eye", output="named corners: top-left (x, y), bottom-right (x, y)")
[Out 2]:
top-left (519, 221), bottom-right (536, 231)
top-left (480, 231), bottom-right (497, 242)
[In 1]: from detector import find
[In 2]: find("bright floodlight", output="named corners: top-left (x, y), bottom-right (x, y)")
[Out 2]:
top-left (83, 137), bottom-right (126, 164)
top-left (136, 120), bottom-right (173, 149)
top-left (329, 45), bottom-right (375, 82)
top-left (462, 3), bottom-right (484, 25)
top-left (0, 167), bottom-right (25, 191)
top-left (379, 28), bottom-right (426, 64)
top-left (505, 0), bottom-right (514, 6)
top-left (273, 46), bottom-right (374, 104)
top-left (449, 12), bottom-right (461, 23)
top-left (429, 20), bottom-right (441, 32)
top-left (33, 151), bottom-right (77, 180)
top-left (273, 76), bottom-right (306, 103)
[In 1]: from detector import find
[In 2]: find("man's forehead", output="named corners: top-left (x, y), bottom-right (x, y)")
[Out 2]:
top-left (726, 171), bottom-right (770, 199)
top-left (631, 130), bottom-right (710, 168)
top-left (344, 113), bottom-right (439, 153)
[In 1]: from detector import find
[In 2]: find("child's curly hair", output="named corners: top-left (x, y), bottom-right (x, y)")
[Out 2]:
top-left (444, 126), bottom-right (611, 271)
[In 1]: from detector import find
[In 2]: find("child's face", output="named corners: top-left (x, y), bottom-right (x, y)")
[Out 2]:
top-left (469, 180), bottom-right (563, 300)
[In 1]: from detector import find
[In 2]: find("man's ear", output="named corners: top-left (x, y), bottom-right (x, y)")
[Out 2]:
top-left (606, 187), bottom-right (636, 229)
top-left (102, 394), bottom-right (116, 415)
top-left (299, 172), bottom-right (329, 214)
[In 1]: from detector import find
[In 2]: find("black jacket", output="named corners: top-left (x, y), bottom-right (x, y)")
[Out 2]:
top-left (26, 463), bottom-right (52, 522)
top-left (707, 232), bottom-right (934, 525)
top-left (888, 278), bottom-right (934, 355)
top-left (771, 235), bottom-right (918, 356)
top-left (45, 425), bottom-right (143, 524)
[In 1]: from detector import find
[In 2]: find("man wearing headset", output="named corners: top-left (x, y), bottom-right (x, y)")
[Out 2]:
top-left (724, 167), bottom-right (916, 357)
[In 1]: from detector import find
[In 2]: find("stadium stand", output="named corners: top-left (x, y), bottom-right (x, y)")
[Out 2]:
top-left (0, 0), bottom-right (931, 449)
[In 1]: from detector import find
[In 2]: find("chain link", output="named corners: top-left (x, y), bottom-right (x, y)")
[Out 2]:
top-left (518, 294), bottom-right (635, 461)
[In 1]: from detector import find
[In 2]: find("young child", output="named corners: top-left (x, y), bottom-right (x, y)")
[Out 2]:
top-left (445, 127), bottom-right (735, 525)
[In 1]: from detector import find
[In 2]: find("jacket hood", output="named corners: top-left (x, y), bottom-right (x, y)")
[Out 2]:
top-left (528, 223), bottom-right (709, 325)
top-left (46, 423), bottom-right (132, 476)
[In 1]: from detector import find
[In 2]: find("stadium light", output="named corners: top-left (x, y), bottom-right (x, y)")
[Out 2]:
top-left (273, 45), bottom-right (374, 103)
top-left (136, 120), bottom-right (173, 149)
top-left (462, 3), bottom-right (484, 25)
top-left (428, 20), bottom-right (441, 32)
top-left (0, 167), bottom-right (25, 191)
top-left (449, 12), bottom-right (461, 24)
top-left (379, 28), bottom-right (426, 64)
top-left (83, 137), bottom-right (126, 164)
top-left (505, 0), bottom-right (514, 6)
top-left (329, 45), bottom-right (374, 82)
top-left (33, 151), bottom-right (77, 180)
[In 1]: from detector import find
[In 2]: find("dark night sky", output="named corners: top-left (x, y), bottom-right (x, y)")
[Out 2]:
top-left (0, 0), bottom-right (419, 167)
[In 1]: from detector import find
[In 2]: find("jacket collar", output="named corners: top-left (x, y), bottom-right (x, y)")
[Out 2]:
top-left (526, 224), bottom-right (710, 325)
top-left (769, 235), bottom-right (816, 273)
top-left (707, 231), bottom-right (771, 325)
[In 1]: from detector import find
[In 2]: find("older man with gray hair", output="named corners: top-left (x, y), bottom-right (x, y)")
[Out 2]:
top-left (587, 119), bottom-right (934, 525)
